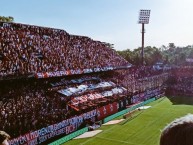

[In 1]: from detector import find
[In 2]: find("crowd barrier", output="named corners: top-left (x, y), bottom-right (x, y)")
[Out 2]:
top-left (48, 127), bottom-right (88, 145)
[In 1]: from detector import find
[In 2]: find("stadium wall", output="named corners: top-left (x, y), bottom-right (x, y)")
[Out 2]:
top-left (48, 127), bottom-right (88, 145)
top-left (103, 97), bottom-right (156, 123)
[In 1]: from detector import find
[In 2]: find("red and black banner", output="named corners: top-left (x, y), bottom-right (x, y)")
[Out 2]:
top-left (97, 102), bottom-right (118, 121)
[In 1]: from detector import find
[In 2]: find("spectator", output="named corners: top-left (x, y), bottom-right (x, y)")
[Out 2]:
top-left (0, 131), bottom-right (10, 145)
top-left (160, 114), bottom-right (193, 145)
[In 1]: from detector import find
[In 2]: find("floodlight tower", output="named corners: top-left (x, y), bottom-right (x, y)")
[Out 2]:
top-left (138, 9), bottom-right (151, 65)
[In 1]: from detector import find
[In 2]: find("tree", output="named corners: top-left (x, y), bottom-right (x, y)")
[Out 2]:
top-left (0, 16), bottom-right (14, 22)
top-left (118, 44), bottom-right (193, 66)
top-left (160, 45), bottom-right (167, 51)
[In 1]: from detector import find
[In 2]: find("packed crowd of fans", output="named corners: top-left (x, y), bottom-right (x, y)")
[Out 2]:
top-left (0, 74), bottom-right (121, 138)
top-left (0, 66), bottom-right (168, 138)
top-left (166, 66), bottom-right (193, 96)
top-left (0, 80), bottom-right (69, 137)
top-left (0, 22), bottom-right (129, 78)
top-left (107, 66), bottom-right (169, 93)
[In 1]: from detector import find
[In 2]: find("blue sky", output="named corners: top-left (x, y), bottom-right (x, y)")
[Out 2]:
top-left (1, 0), bottom-right (193, 50)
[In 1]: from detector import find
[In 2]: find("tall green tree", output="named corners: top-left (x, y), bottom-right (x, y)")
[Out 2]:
top-left (0, 16), bottom-right (14, 22)
top-left (117, 45), bottom-right (193, 66)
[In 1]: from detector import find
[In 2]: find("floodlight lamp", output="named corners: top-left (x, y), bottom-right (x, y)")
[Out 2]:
top-left (138, 9), bottom-right (151, 24)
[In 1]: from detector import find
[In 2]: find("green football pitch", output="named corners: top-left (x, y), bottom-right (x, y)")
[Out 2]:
top-left (63, 97), bottom-right (193, 145)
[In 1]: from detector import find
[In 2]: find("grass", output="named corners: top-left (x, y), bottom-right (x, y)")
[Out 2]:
top-left (63, 97), bottom-right (193, 145)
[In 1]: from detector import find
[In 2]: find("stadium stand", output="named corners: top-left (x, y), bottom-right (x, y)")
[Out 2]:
top-left (0, 22), bottom-right (130, 79)
top-left (166, 66), bottom-right (193, 96)
top-left (0, 22), bottom-right (169, 145)
top-left (0, 69), bottom-right (168, 144)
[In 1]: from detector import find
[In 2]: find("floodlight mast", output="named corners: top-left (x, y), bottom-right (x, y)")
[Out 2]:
top-left (138, 9), bottom-right (151, 65)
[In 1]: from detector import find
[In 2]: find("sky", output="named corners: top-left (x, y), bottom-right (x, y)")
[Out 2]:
top-left (1, 0), bottom-right (193, 50)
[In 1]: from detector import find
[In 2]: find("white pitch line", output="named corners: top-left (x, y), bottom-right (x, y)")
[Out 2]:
top-left (79, 138), bottom-right (93, 145)
top-left (96, 136), bottom-right (141, 145)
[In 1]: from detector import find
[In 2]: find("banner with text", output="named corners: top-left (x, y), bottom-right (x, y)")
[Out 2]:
top-left (9, 109), bottom-right (97, 145)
